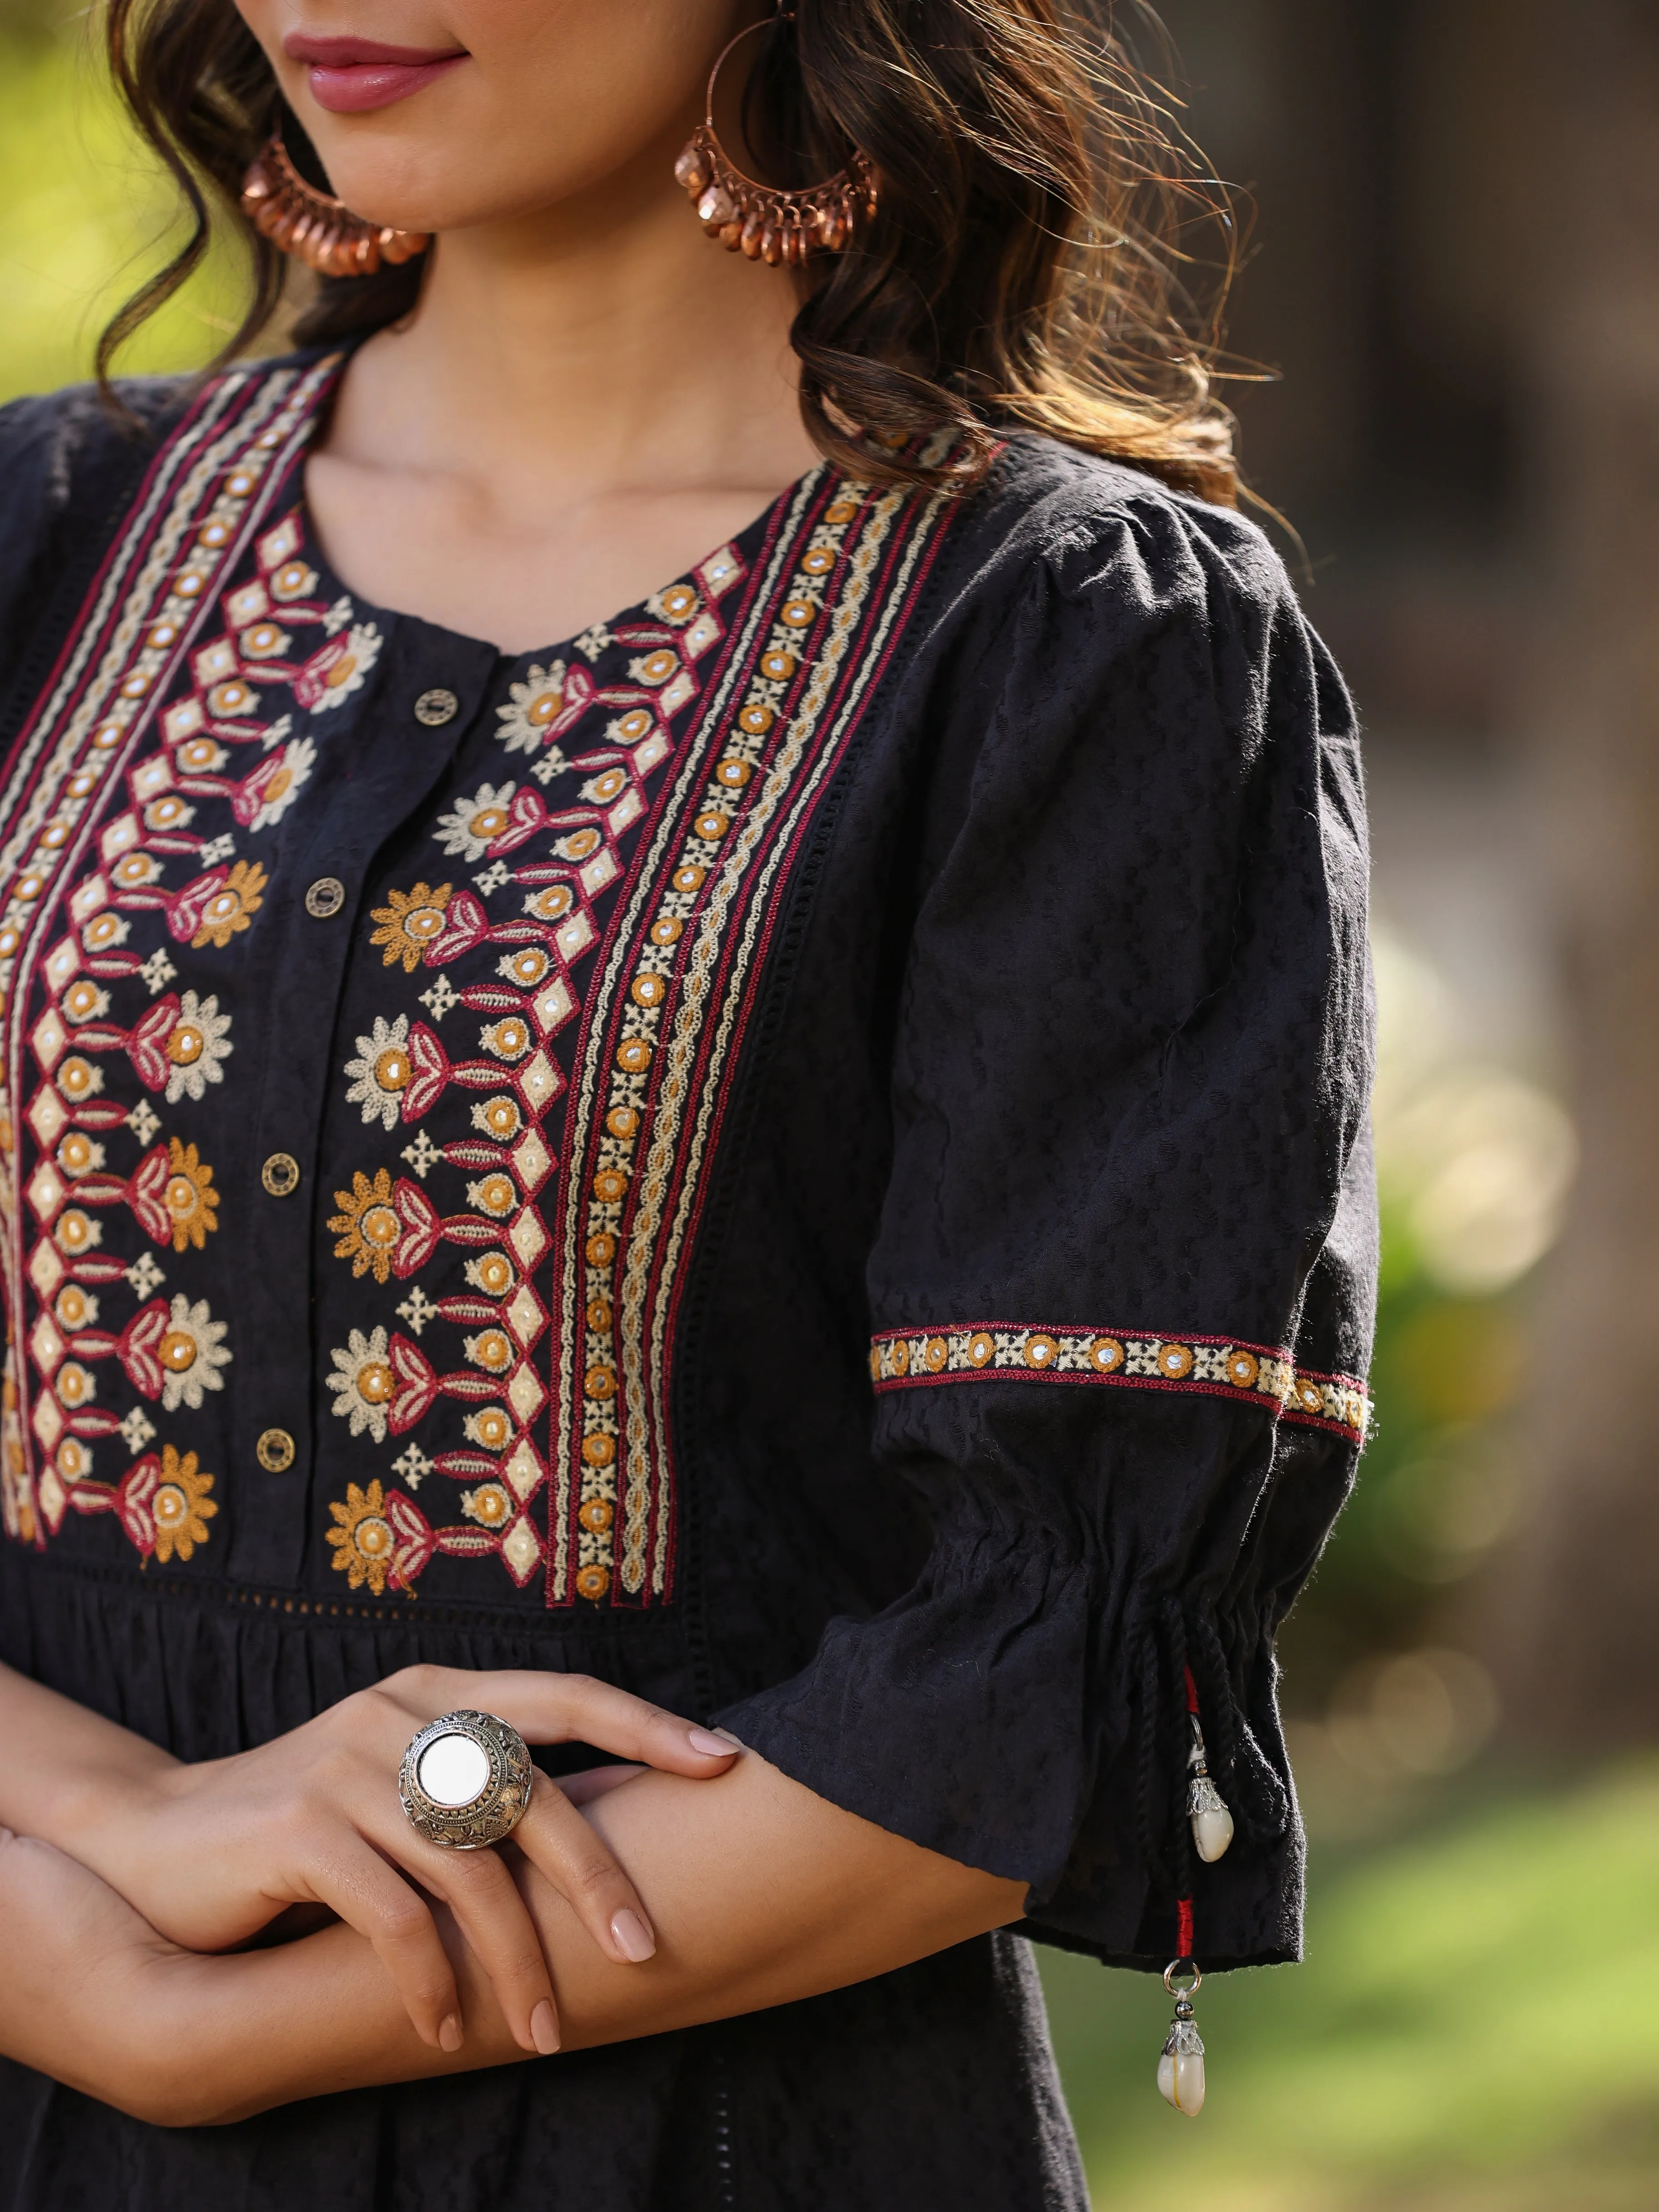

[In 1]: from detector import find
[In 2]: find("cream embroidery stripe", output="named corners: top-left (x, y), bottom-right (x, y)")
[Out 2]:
top-left (640, 478), bottom-right (955, 1601)
top-left (570, 482), bottom-right (866, 1599)
top-left (0, 372), bottom-right (258, 897)
top-left (0, 363), bottom-right (337, 1013)
top-left (612, 485), bottom-right (888, 1597)
top-left (548, 473), bottom-right (823, 1602)
top-left (868, 1326), bottom-right (1371, 1441)
top-left (1, 362), bottom-right (341, 1523)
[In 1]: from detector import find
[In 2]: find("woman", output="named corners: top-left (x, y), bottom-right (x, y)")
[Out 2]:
top-left (0, 0), bottom-right (1375, 2202)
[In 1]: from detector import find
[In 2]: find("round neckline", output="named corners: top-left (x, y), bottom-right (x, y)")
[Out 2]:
top-left (288, 357), bottom-right (829, 670)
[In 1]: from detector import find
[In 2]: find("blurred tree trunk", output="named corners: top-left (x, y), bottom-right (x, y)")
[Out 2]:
top-left (1496, 0), bottom-right (1659, 1746)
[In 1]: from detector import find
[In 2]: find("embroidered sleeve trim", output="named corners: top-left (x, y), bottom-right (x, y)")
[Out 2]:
top-left (868, 1324), bottom-right (1370, 1441)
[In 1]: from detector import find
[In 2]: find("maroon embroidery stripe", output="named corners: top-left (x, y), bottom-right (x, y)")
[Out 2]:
top-left (0, 359), bottom-right (344, 1543)
top-left (547, 461), bottom-right (965, 1605)
top-left (644, 479), bottom-right (962, 1574)
top-left (869, 1324), bottom-right (1370, 1441)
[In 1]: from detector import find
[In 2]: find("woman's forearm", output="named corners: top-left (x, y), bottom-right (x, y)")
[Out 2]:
top-left (178, 1750), bottom-right (1026, 2119)
top-left (0, 1661), bottom-right (178, 1844)
top-left (0, 1671), bottom-right (1024, 2124)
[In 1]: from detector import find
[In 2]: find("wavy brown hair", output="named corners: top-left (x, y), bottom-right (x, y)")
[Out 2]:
top-left (99, 0), bottom-right (1240, 503)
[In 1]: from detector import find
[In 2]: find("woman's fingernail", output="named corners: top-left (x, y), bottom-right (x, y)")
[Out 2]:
top-left (530, 2000), bottom-right (560, 2054)
top-left (439, 2015), bottom-right (463, 2053)
top-left (687, 1726), bottom-right (739, 1758)
top-left (611, 1907), bottom-right (656, 1962)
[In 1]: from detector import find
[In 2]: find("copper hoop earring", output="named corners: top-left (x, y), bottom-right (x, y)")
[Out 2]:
top-left (673, 14), bottom-right (877, 267)
top-left (241, 135), bottom-right (430, 279)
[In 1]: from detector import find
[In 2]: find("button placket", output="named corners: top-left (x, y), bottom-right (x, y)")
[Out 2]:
top-left (226, 631), bottom-right (497, 1585)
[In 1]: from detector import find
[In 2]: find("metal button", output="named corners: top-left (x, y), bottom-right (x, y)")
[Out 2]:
top-left (414, 688), bottom-right (459, 728)
top-left (261, 1151), bottom-right (300, 1197)
top-left (305, 876), bottom-right (345, 919)
top-left (256, 1428), bottom-right (296, 1473)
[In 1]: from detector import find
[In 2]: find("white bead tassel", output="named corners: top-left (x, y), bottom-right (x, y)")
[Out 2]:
top-left (1187, 1711), bottom-right (1234, 1863)
top-left (1157, 1963), bottom-right (1206, 2115)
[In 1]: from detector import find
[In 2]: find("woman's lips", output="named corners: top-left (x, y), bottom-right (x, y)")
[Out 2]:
top-left (283, 35), bottom-right (468, 114)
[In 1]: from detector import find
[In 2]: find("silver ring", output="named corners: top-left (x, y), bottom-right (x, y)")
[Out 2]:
top-left (398, 1709), bottom-right (535, 1849)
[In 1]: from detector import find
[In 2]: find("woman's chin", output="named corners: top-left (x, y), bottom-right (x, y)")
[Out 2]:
top-left (304, 171), bottom-right (537, 241)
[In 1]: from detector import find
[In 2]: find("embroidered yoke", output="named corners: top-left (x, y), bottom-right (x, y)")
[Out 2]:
top-left (0, 353), bottom-right (1375, 2212)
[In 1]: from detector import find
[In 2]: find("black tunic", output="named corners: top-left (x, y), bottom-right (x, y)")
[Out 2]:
top-left (0, 351), bottom-right (1375, 2209)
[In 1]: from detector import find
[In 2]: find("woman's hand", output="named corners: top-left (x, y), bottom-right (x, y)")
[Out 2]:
top-left (0, 1825), bottom-right (219, 2125)
top-left (56, 1665), bottom-right (737, 2057)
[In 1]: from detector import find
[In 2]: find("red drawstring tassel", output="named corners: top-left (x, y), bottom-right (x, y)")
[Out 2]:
top-left (1158, 1670), bottom-right (1217, 2115)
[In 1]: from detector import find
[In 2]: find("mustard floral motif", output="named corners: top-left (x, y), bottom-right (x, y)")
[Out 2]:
top-left (327, 1326), bottom-right (397, 1443)
top-left (163, 1136), bottom-right (219, 1252)
top-left (328, 1167), bottom-right (402, 1284)
top-left (164, 990), bottom-right (232, 1103)
top-left (343, 1012), bottom-right (413, 1129)
top-left (62, 978), bottom-right (110, 1025)
top-left (370, 881), bottom-right (454, 973)
top-left (80, 909), bottom-right (131, 952)
top-left (327, 1478), bottom-right (397, 1594)
top-left (151, 1445), bottom-right (217, 1563)
top-left (191, 859), bottom-right (268, 948)
top-left (58, 1130), bottom-right (104, 1176)
top-left (495, 662), bottom-right (568, 755)
top-left (270, 557), bottom-right (318, 602)
top-left (433, 782), bottom-right (516, 862)
top-left (461, 1480), bottom-right (513, 1529)
top-left (156, 1294), bottom-right (231, 1412)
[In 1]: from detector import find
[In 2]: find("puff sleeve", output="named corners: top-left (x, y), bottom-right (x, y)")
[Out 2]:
top-left (715, 480), bottom-right (1376, 1972)
top-left (0, 380), bottom-right (187, 752)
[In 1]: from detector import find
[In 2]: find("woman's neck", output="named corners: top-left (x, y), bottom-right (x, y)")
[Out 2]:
top-left (306, 155), bottom-right (820, 652)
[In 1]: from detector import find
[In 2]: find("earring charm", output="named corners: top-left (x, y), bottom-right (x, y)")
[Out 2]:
top-left (241, 135), bottom-right (430, 278)
top-left (673, 17), bottom-right (877, 266)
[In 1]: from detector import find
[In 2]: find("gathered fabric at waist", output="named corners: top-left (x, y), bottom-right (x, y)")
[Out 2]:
top-left (0, 1542), bottom-right (699, 1762)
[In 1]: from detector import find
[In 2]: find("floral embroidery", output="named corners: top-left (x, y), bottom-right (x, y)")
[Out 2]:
top-left (303, 621), bottom-right (382, 713)
top-left (190, 859), bottom-right (267, 948)
top-left (371, 882), bottom-right (454, 972)
top-left (0, 360), bottom-right (964, 1614)
top-left (495, 664), bottom-right (569, 755)
top-left (0, 359), bottom-right (367, 1563)
top-left (328, 1169), bottom-right (403, 1284)
top-left (433, 783), bottom-right (517, 863)
top-left (344, 1013), bottom-right (413, 1129)
top-left (147, 1444), bottom-right (217, 1562)
top-left (327, 1326), bottom-right (398, 1442)
top-left (162, 1137), bottom-right (219, 1252)
top-left (552, 471), bottom-right (952, 1604)
top-left (327, 1478), bottom-right (397, 1592)
top-left (44, 1440), bottom-right (218, 1565)
top-left (154, 1293), bottom-right (231, 1411)
top-left (461, 1480), bottom-right (513, 1529)
top-left (867, 1325), bottom-right (1371, 1442)
top-left (248, 736), bottom-right (316, 829)
top-left (162, 991), bottom-right (232, 1103)
top-left (270, 558), bottom-right (318, 602)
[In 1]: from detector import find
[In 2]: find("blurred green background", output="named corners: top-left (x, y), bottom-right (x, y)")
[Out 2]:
top-left (3, 0), bottom-right (1651, 2202)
